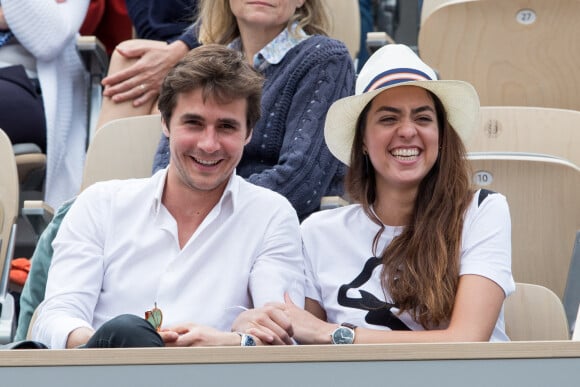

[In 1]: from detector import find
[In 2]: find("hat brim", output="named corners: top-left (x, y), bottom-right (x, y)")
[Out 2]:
top-left (324, 80), bottom-right (480, 165)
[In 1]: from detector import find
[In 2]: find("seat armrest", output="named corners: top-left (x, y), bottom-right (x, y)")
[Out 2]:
top-left (22, 200), bottom-right (54, 241)
top-left (0, 293), bottom-right (15, 344)
top-left (12, 143), bottom-right (43, 156)
top-left (77, 36), bottom-right (109, 146)
top-left (76, 35), bottom-right (108, 76)
top-left (320, 196), bottom-right (350, 211)
top-left (366, 31), bottom-right (395, 55)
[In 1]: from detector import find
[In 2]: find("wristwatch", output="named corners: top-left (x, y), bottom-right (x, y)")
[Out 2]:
top-left (330, 323), bottom-right (357, 344)
top-left (237, 333), bottom-right (257, 346)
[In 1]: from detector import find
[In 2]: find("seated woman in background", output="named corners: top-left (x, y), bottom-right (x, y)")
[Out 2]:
top-left (239, 44), bottom-right (514, 344)
top-left (152, 0), bottom-right (355, 220)
top-left (0, 0), bottom-right (89, 209)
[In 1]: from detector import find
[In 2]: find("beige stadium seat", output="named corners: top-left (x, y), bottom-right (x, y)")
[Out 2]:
top-left (419, 0), bottom-right (580, 110)
top-left (466, 106), bottom-right (580, 167)
top-left (468, 153), bottom-right (580, 299)
top-left (322, 0), bottom-right (361, 60)
top-left (0, 129), bottom-right (19, 343)
top-left (504, 282), bottom-right (569, 341)
top-left (22, 114), bottom-right (163, 240)
top-left (81, 114), bottom-right (163, 190)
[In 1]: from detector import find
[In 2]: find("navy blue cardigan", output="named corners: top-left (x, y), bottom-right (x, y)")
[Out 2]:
top-left (125, 0), bottom-right (199, 49)
top-left (153, 35), bottom-right (355, 219)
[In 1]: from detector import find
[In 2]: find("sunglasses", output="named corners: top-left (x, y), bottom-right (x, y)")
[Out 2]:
top-left (145, 303), bottom-right (163, 331)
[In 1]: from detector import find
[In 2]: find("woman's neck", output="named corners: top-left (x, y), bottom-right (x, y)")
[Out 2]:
top-left (373, 188), bottom-right (417, 227)
top-left (238, 24), bottom-right (285, 64)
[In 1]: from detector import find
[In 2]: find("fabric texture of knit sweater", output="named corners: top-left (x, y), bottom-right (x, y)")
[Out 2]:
top-left (153, 35), bottom-right (355, 219)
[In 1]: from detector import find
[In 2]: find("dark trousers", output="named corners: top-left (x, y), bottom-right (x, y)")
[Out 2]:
top-left (85, 314), bottom-right (164, 348)
top-left (0, 65), bottom-right (46, 151)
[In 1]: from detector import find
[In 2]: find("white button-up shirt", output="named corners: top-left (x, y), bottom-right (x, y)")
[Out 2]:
top-left (32, 169), bottom-right (304, 348)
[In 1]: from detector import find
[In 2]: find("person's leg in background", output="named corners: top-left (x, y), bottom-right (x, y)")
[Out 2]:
top-left (357, 0), bottom-right (374, 73)
top-left (0, 65), bottom-right (46, 151)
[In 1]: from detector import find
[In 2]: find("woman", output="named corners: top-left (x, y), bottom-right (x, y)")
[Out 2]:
top-left (151, 0), bottom-right (355, 219)
top-left (246, 44), bottom-right (514, 344)
top-left (1, 0), bottom-right (89, 209)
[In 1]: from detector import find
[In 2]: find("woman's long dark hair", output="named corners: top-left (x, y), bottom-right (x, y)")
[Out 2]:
top-left (345, 90), bottom-right (473, 328)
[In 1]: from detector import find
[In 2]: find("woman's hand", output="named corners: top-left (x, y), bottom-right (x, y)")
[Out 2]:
top-left (102, 39), bottom-right (189, 107)
top-left (231, 304), bottom-right (294, 345)
top-left (159, 323), bottom-right (242, 347)
top-left (284, 294), bottom-right (336, 344)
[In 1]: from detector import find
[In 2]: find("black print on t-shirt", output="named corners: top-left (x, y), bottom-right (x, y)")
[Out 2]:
top-left (337, 257), bottom-right (411, 331)
top-left (478, 188), bottom-right (497, 206)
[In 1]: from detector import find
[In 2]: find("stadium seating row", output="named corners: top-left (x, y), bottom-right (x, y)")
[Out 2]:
top-left (2, 0), bottom-right (579, 344)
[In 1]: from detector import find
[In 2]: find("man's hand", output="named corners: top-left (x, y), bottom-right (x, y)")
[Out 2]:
top-left (102, 39), bottom-right (189, 107)
top-left (231, 304), bottom-right (294, 345)
top-left (159, 323), bottom-right (243, 347)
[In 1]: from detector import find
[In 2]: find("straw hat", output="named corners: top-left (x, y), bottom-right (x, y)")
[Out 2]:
top-left (324, 44), bottom-right (480, 165)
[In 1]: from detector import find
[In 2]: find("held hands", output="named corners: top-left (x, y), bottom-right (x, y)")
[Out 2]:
top-left (157, 294), bottom-right (334, 347)
top-left (231, 294), bottom-right (335, 345)
top-left (160, 323), bottom-right (243, 347)
top-left (101, 39), bottom-right (189, 107)
top-left (231, 304), bottom-right (295, 345)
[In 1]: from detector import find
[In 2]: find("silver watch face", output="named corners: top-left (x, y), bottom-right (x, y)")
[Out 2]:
top-left (241, 334), bottom-right (256, 346)
top-left (331, 326), bottom-right (355, 344)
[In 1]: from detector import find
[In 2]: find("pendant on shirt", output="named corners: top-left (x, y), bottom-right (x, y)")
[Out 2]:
top-left (145, 302), bottom-right (163, 332)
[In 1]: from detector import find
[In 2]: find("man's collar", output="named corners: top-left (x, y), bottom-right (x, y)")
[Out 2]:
top-left (152, 167), bottom-right (239, 215)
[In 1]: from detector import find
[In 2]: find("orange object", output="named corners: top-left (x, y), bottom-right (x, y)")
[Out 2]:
top-left (9, 257), bottom-right (31, 287)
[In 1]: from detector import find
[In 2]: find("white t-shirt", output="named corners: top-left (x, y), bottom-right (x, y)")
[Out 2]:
top-left (302, 189), bottom-right (515, 342)
top-left (32, 169), bottom-right (305, 348)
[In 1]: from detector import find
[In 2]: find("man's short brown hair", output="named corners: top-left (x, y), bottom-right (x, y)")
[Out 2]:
top-left (158, 44), bottom-right (264, 136)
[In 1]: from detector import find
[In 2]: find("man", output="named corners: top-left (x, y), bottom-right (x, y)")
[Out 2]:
top-left (31, 44), bottom-right (303, 349)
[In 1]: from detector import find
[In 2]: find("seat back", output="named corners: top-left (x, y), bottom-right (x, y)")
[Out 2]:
top-left (322, 0), bottom-right (361, 60)
top-left (420, 0), bottom-right (468, 24)
top-left (0, 129), bottom-right (19, 288)
top-left (467, 106), bottom-right (580, 167)
top-left (468, 153), bottom-right (580, 299)
top-left (0, 129), bottom-right (19, 343)
top-left (419, 0), bottom-right (580, 110)
top-left (81, 114), bottom-right (163, 191)
top-left (504, 282), bottom-right (569, 341)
